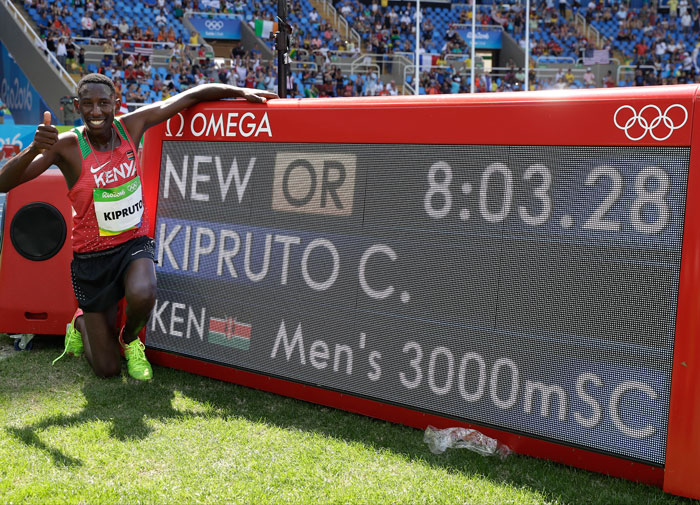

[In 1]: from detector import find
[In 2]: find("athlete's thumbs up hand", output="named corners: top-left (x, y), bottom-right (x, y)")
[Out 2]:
top-left (32, 111), bottom-right (59, 153)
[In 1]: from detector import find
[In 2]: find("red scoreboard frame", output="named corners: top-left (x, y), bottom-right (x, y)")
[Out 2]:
top-left (140, 85), bottom-right (700, 499)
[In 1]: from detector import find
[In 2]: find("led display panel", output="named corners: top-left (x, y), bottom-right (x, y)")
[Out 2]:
top-left (146, 139), bottom-right (688, 466)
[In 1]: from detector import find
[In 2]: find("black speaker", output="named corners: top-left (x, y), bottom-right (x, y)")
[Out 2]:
top-left (10, 202), bottom-right (67, 261)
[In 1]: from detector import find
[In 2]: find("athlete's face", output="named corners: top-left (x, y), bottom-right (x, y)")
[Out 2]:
top-left (74, 83), bottom-right (121, 138)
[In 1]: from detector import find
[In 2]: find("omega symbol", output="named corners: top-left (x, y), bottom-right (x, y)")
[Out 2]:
top-left (165, 112), bottom-right (185, 137)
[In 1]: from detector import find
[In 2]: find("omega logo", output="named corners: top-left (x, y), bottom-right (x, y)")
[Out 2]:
top-left (165, 112), bottom-right (185, 137)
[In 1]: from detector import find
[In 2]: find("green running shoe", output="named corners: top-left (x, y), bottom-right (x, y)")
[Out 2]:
top-left (123, 337), bottom-right (153, 381)
top-left (52, 316), bottom-right (84, 365)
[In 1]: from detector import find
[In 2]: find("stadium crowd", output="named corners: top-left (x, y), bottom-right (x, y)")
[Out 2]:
top-left (20, 0), bottom-right (700, 105)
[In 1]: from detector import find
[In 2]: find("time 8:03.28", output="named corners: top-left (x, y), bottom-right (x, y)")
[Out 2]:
top-left (423, 161), bottom-right (670, 234)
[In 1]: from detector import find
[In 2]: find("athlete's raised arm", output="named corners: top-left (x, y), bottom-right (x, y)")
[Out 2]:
top-left (119, 84), bottom-right (278, 144)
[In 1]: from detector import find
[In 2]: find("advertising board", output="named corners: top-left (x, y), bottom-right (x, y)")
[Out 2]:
top-left (0, 42), bottom-right (53, 124)
top-left (456, 26), bottom-right (503, 50)
top-left (189, 16), bottom-right (242, 40)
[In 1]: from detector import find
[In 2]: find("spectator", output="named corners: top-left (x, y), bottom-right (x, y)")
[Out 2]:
top-left (265, 69), bottom-right (276, 93)
top-left (422, 17), bottom-right (434, 40)
top-left (134, 62), bottom-right (146, 83)
top-left (427, 79), bottom-right (441, 94)
top-left (669, 0), bottom-right (678, 19)
top-left (124, 64), bottom-right (137, 84)
top-left (564, 68), bottom-right (575, 86)
top-left (65, 40), bottom-right (76, 70)
top-left (96, 10), bottom-right (108, 34)
top-left (36, 33), bottom-right (49, 57)
top-left (78, 46), bottom-right (86, 74)
top-left (559, 0), bottom-right (567, 18)
top-left (124, 52), bottom-right (136, 67)
top-left (99, 53), bottom-right (112, 73)
top-left (152, 73), bottom-right (163, 93)
top-left (56, 37), bottom-right (68, 68)
top-left (168, 55), bottom-right (181, 75)
top-left (286, 71), bottom-right (296, 96)
top-left (118, 17), bottom-right (130, 38)
top-left (155, 9), bottom-right (168, 30)
top-left (103, 37), bottom-right (115, 54)
top-left (46, 35), bottom-right (56, 54)
top-left (583, 67), bottom-right (596, 87)
top-left (366, 72), bottom-right (379, 95)
top-left (681, 10), bottom-right (692, 32)
top-left (230, 42), bottom-right (245, 59)
top-left (81, 13), bottom-right (95, 38)
top-left (125, 82), bottom-right (145, 103)
top-left (166, 27), bottom-right (176, 43)
top-left (603, 70), bottom-right (615, 87)
top-left (233, 58), bottom-right (246, 85)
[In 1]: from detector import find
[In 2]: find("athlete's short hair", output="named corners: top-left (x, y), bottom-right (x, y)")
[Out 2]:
top-left (77, 73), bottom-right (116, 98)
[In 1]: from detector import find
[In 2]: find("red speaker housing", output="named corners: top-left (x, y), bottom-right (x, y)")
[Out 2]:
top-left (0, 169), bottom-right (76, 334)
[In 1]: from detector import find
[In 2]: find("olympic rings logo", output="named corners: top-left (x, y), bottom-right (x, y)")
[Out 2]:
top-left (613, 104), bottom-right (688, 141)
top-left (205, 20), bottom-right (224, 31)
top-left (127, 182), bottom-right (138, 192)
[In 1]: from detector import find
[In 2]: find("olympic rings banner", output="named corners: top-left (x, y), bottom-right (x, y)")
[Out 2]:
top-left (139, 86), bottom-right (700, 500)
top-left (189, 16), bottom-right (242, 40)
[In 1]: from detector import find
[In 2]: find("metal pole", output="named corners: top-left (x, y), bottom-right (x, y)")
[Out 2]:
top-left (415, 0), bottom-right (420, 95)
top-left (276, 0), bottom-right (289, 98)
top-left (525, 0), bottom-right (530, 91)
top-left (470, 0), bottom-right (476, 93)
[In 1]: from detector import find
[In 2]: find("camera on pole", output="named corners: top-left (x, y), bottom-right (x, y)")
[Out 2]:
top-left (275, 0), bottom-right (292, 98)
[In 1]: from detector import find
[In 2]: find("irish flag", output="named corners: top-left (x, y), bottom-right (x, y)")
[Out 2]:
top-left (208, 316), bottom-right (251, 350)
top-left (254, 19), bottom-right (277, 39)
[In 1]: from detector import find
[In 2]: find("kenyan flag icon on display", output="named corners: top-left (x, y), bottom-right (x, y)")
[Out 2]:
top-left (208, 316), bottom-right (251, 350)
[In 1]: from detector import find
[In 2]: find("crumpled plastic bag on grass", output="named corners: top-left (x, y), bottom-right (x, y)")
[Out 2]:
top-left (424, 425), bottom-right (512, 459)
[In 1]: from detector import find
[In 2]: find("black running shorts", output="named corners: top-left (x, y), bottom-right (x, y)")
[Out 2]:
top-left (70, 236), bottom-right (156, 312)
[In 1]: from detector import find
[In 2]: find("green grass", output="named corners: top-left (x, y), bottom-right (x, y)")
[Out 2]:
top-left (0, 335), bottom-right (695, 505)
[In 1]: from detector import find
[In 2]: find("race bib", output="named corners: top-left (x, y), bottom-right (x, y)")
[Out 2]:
top-left (93, 176), bottom-right (144, 236)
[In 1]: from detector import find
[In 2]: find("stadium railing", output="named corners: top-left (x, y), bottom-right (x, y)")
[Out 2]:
top-left (313, 0), bottom-right (361, 49)
top-left (70, 36), bottom-right (214, 69)
top-left (573, 11), bottom-right (608, 49)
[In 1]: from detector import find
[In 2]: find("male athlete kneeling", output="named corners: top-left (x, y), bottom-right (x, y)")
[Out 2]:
top-left (0, 74), bottom-right (277, 380)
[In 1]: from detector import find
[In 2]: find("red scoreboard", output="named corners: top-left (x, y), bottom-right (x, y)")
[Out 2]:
top-left (29, 86), bottom-right (700, 498)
